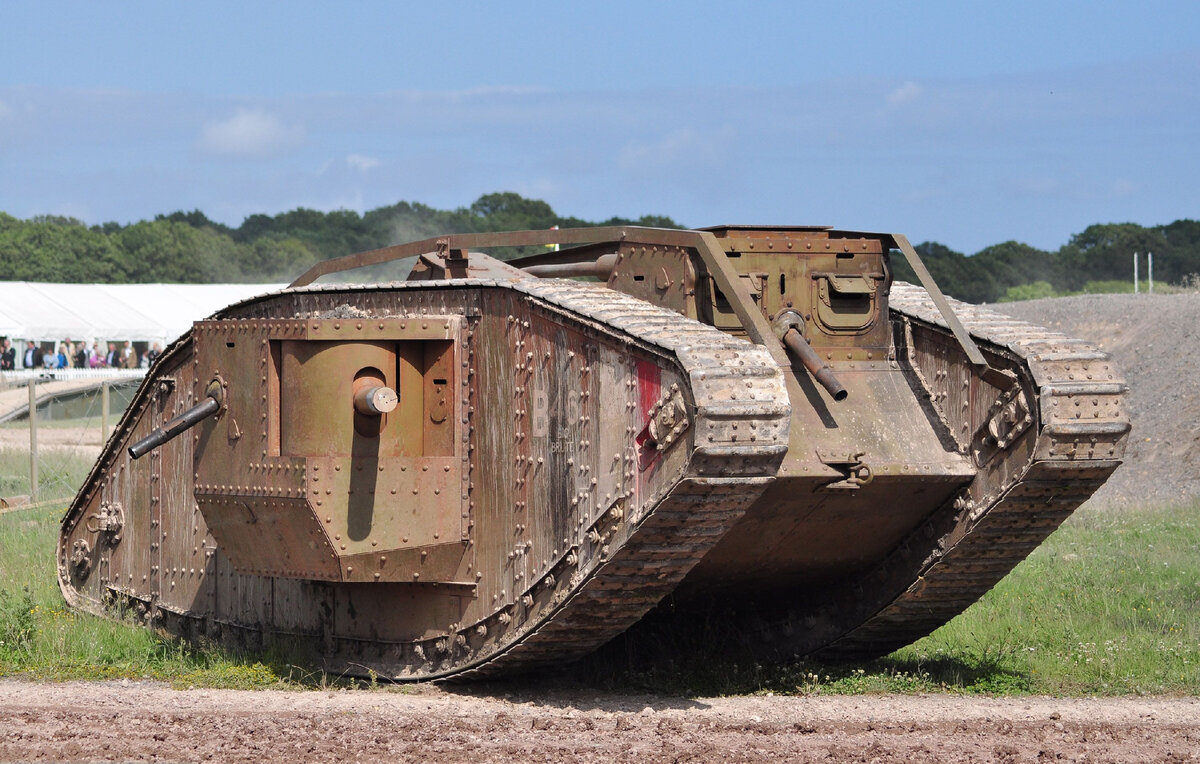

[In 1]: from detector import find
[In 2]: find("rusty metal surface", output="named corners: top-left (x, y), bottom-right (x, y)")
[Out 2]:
top-left (814, 284), bottom-right (1128, 656)
top-left (698, 282), bottom-right (1129, 660)
top-left (890, 234), bottom-right (989, 371)
top-left (58, 224), bottom-right (1128, 680)
top-left (58, 277), bottom-right (788, 679)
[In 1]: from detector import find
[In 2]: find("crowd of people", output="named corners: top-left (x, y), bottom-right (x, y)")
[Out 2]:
top-left (0, 337), bottom-right (162, 371)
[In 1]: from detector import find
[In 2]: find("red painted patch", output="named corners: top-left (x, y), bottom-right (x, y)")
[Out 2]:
top-left (635, 360), bottom-right (663, 475)
top-left (636, 360), bottom-right (661, 421)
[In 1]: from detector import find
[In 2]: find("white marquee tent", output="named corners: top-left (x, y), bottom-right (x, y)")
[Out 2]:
top-left (0, 282), bottom-right (287, 346)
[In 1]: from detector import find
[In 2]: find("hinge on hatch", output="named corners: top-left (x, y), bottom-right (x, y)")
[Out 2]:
top-left (85, 501), bottom-right (124, 538)
top-left (816, 450), bottom-right (873, 490)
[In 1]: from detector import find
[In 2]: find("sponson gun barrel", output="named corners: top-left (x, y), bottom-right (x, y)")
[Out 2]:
top-left (128, 381), bottom-right (222, 459)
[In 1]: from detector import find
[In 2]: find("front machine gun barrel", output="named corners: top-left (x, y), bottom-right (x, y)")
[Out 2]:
top-left (782, 329), bottom-right (849, 401)
top-left (773, 310), bottom-right (848, 402)
top-left (128, 381), bottom-right (223, 459)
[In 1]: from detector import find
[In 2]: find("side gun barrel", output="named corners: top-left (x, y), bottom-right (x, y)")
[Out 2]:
top-left (128, 394), bottom-right (221, 459)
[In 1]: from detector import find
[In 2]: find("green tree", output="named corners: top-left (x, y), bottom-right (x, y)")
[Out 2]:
top-left (117, 220), bottom-right (240, 282)
top-left (892, 241), bottom-right (999, 303)
top-left (0, 217), bottom-right (130, 281)
top-left (1057, 223), bottom-right (1169, 290)
top-left (236, 237), bottom-right (319, 282)
top-left (973, 241), bottom-right (1059, 295)
top-left (2, 197), bottom-right (1197, 295)
top-left (156, 209), bottom-right (232, 236)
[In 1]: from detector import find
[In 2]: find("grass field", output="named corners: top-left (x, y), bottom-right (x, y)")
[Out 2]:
top-left (2, 499), bottom-right (1198, 695)
top-left (0, 448), bottom-right (96, 507)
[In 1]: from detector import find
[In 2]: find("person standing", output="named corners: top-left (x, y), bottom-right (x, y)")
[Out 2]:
top-left (0, 338), bottom-right (14, 370)
top-left (105, 342), bottom-right (118, 368)
top-left (24, 341), bottom-right (44, 369)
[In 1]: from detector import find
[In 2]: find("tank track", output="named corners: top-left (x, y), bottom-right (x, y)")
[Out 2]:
top-left (427, 279), bottom-right (791, 678)
top-left (812, 283), bottom-right (1130, 658)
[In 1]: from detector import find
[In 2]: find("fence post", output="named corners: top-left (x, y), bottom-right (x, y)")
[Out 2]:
top-left (28, 380), bottom-right (38, 504)
top-left (101, 380), bottom-right (110, 441)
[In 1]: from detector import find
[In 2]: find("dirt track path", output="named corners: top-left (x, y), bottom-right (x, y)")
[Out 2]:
top-left (1, 680), bottom-right (1197, 762)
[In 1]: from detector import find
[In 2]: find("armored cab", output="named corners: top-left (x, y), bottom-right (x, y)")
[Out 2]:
top-left (59, 226), bottom-right (1129, 678)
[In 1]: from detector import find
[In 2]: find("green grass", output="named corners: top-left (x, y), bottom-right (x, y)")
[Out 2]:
top-left (0, 504), bottom-right (320, 689)
top-left (998, 278), bottom-right (1194, 301)
top-left (570, 501), bottom-right (1200, 696)
top-left (2, 500), bottom-right (1198, 695)
top-left (897, 502), bottom-right (1200, 695)
top-left (0, 448), bottom-right (97, 506)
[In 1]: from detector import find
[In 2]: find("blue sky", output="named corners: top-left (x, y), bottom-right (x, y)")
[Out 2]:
top-left (1, 1), bottom-right (1197, 253)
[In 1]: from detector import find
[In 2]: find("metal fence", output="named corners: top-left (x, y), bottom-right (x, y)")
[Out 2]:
top-left (0, 372), bottom-right (143, 511)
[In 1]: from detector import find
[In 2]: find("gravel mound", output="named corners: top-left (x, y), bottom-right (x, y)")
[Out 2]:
top-left (990, 292), bottom-right (1200, 508)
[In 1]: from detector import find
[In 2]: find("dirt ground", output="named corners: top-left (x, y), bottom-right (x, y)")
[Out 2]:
top-left (1, 680), bottom-right (1197, 763)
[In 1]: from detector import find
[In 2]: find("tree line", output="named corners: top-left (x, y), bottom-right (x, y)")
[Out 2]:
top-left (894, 220), bottom-right (1200, 303)
top-left (1, 192), bottom-right (1197, 302)
top-left (0, 193), bottom-right (678, 285)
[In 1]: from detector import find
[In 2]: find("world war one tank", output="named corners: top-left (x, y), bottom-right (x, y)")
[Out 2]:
top-left (59, 225), bottom-right (1129, 679)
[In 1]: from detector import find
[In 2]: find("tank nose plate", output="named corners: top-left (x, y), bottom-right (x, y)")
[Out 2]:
top-left (191, 316), bottom-right (470, 583)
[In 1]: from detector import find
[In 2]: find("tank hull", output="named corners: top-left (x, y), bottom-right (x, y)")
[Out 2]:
top-left (59, 226), bottom-right (1129, 679)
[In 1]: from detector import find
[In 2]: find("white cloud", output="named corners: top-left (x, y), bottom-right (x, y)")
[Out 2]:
top-left (197, 109), bottom-right (304, 158)
top-left (886, 81), bottom-right (923, 105)
top-left (618, 127), bottom-right (735, 172)
top-left (1110, 178), bottom-right (1137, 197)
top-left (346, 153), bottom-right (379, 172)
